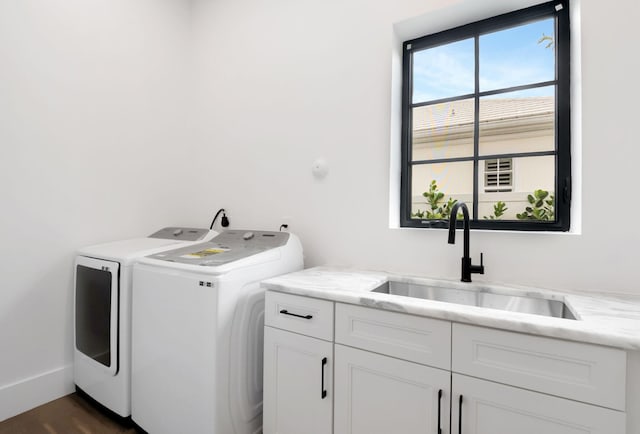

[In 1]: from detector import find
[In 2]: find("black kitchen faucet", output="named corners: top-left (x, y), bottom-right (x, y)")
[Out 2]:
top-left (448, 202), bottom-right (485, 282)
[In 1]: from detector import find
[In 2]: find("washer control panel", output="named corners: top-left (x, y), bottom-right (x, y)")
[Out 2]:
top-left (148, 227), bottom-right (211, 242)
top-left (148, 230), bottom-right (290, 266)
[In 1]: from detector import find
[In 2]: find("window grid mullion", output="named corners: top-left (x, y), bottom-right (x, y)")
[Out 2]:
top-left (409, 80), bottom-right (557, 110)
top-left (410, 150), bottom-right (557, 167)
top-left (472, 34), bottom-right (480, 221)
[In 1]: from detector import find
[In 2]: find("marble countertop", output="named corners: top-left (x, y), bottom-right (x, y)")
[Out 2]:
top-left (261, 267), bottom-right (640, 351)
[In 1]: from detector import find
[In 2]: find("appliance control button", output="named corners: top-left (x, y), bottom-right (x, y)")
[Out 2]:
top-left (243, 232), bottom-right (254, 240)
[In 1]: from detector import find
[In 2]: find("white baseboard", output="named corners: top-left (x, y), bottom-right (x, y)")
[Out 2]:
top-left (0, 364), bottom-right (74, 422)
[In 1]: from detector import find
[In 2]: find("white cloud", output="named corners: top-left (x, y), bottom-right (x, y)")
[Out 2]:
top-left (413, 49), bottom-right (474, 102)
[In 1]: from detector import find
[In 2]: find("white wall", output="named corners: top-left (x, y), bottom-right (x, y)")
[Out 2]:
top-left (2, 0), bottom-right (640, 420)
top-left (189, 0), bottom-right (640, 296)
top-left (0, 0), bottom-right (198, 420)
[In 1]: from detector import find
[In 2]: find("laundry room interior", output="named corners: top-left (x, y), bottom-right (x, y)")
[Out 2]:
top-left (1, 0), bottom-right (640, 433)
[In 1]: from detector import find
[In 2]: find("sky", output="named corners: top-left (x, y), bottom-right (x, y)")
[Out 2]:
top-left (412, 18), bottom-right (555, 103)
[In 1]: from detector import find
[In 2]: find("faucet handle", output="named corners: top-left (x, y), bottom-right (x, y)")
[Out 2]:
top-left (470, 253), bottom-right (485, 276)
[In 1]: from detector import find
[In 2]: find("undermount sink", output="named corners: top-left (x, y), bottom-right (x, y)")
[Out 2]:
top-left (372, 280), bottom-right (577, 320)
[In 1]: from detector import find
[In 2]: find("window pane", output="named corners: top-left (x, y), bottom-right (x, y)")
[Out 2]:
top-left (411, 162), bottom-right (474, 219)
top-left (479, 18), bottom-right (555, 92)
top-left (478, 155), bottom-right (555, 221)
top-left (412, 99), bottom-right (475, 161)
top-left (412, 38), bottom-right (474, 103)
top-left (479, 87), bottom-right (555, 156)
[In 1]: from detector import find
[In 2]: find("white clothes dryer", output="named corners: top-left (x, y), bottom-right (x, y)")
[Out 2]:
top-left (131, 230), bottom-right (303, 434)
top-left (73, 227), bottom-right (216, 417)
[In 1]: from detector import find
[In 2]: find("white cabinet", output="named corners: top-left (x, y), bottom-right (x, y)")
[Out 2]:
top-left (334, 344), bottom-right (450, 434)
top-left (263, 292), bottom-right (628, 434)
top-left (450, 324), bottom-right (626, 434)
top-left (335, 303), bottom-right (451, 369)
top-left (452, 323), bottom-right (626, 410)
top-left (265, 291), bottom-right (334, 341)
top-left (451, 374), bottom-right (626, 434)
top-left (263, 326), bottom-right (333, 434)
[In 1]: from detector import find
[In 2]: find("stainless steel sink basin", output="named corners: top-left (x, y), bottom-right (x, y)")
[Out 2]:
top-left (372, 280), bottom-right (577, 320)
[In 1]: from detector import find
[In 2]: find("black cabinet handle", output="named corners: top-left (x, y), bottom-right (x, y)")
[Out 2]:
top-left (279, 309), bottom-right (313, 320)
top-left (437, 389), bottom-right (443, 434)
top-left (321, 357), bottom-right (328, 399)
top-left (458, 395), bottom-right (463, 434)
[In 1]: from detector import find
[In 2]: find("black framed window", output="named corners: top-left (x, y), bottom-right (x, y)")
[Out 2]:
top-left (401, 1), bottom-right (571, 231)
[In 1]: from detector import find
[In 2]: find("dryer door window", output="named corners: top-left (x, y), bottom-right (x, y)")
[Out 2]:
top-left (74, 257), bottom-right (119, 375)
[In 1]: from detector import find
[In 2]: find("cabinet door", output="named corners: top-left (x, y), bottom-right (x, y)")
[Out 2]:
top-left (334, 344), bottom-right (451, 434)
top-left (263, 326), bottom-right (333, 434)
top-left (451, 374), bottom-right (626, 434)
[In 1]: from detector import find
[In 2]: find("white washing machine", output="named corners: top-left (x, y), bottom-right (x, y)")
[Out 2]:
top-left (73, 227), bottom-right (216, 417)
top-left (131, 230), bottom-right (303, 434)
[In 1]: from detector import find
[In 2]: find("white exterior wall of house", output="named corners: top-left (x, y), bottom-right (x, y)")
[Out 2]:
top-left (411, 98), bottom-right (555, 219)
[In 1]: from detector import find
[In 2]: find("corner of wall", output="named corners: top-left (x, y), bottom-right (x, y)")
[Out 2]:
top-left (388, 28), bottom-right (403, 229)
top-left (569, 0), bottom-right (582, 234)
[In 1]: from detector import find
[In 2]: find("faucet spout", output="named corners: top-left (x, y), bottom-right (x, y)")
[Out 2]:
top-left (448, 202), bottom-right (470, 259)
top-left (448, 202), bottom-right (484, 282)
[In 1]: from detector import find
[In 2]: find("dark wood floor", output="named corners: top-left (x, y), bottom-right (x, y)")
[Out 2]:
top-left (0, 393), bottom-right (141, 434)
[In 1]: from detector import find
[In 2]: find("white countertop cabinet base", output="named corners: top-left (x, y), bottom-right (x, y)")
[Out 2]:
top-left (263, 291), bottom-right (629, 434)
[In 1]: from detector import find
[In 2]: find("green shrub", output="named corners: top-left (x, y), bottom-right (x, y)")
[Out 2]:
top-left (483, 201), bottom-right (507, 220)
top-left (412, 180), bottom-right (460, 220)
top-left (516, 189), bottom-right (555, 221)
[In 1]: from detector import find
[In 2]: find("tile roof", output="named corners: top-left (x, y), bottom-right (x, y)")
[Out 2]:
top-left (413, 96), bottom-right (554, 131)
